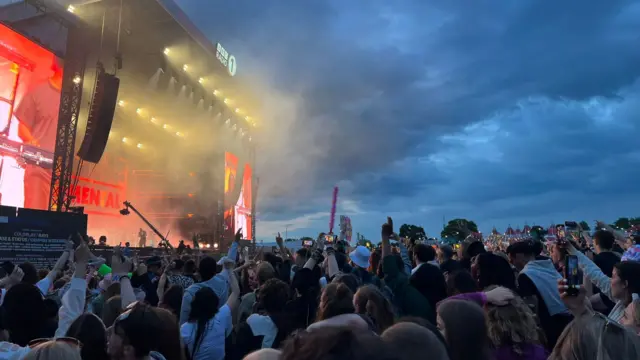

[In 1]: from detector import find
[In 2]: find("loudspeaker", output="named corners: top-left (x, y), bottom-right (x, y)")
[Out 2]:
top-left (77, 71), bottom-right (120, 163)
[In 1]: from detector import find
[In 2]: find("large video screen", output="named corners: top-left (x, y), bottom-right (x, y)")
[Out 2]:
top-left (0, 24), bottom-right (63, 210)
top-left (224, 151), bottom-right (253, 239)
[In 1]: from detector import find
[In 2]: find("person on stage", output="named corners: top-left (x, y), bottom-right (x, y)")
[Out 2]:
top-left (138, 228), bottom-right (147, 247)
top-left (13, 57), bottom-right (62, 210)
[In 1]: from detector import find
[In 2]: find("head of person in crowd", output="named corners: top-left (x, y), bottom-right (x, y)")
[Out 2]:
top-left (395, 316), bottom-right (448, 350)
top-left (159, 284), bottom-right (183, 318)
top-left (66, 313), bottom-right (109, 360)
top-left (332, 273), bottom-right (360, 294)
top-left (413, 244), bottom-right (436, 267)
top-left (621, 297), bottom-right (640, 335)
top-left (288, 267), bottom-right (321, 328)
top-left (353, 285), bottom-right (394, 334)
top-left (445, 269), bottom-right (478, 296)
top-left (593, 230), bottom-right (615, 253)
top-left (484, 286), bottom-right (546, 357)
top-left (548, 242), bottom-right (565, 268)
top-left (255, 262), bottom-right (276, 287)
top-left (24, 340), bottom-right (82, 360)
top-left (145, 256), bottom-right (163, 277)
top-left (611, 261), bottom-right (640, 304)
top-left (280, 326), bottom-right (395, 360)
top-left (316, 282), bottom-right (355, 322)
top-left (507, 241), bottom-right (538, 271)
top-left (473, 252), bottom-right (517, 290)
top-left (183, 259), bottom-right (197, 280)
top-left (257, 278), bottom-right (290, 315)
top-left (438, 245), bottom-right (454, 264)
top-left (294, 248), bottom-right (311, 269)
top-left (437, 299), bottom-right (492, 360)
top-left (102, 295), bottom-right (123, 328)
top-left (262, 253), bottom-right (283, 271)
top-left (109, 302), bottom-right (183, 360)
top-left (382, 322), bottom-right (450, 360)
top-left (3, 283), bottom-right (54, 346)
top-left (187, 287), bottom-right (219, 359)
top-left (198, 256), bottom-right (220, 282)
top-left (349, 246), bottom-right (371, 270)
top-left (18, 262), bottom-right (39, 286)
top-left (550, 313), bottom-right (640, 360)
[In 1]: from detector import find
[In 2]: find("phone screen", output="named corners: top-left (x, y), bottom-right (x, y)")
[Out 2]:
top-left (303, 240), bottom-right (313, 246)
top-left (324, 234), bottom-right (335, 244)
top-left (557, 226), bottom-right (566, 240)
top-left (565, 255), bottom-right (580, 295)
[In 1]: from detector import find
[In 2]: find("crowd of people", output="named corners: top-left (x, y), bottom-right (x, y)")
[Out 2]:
top-left (0, 218), bottom-right (639, 360)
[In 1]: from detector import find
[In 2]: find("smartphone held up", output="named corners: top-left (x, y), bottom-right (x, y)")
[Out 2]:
top-left (564, 254), bottom-right (580, 296)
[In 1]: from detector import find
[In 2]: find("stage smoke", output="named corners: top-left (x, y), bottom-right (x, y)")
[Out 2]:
top-left (147, 68), bottom-right (163, 90)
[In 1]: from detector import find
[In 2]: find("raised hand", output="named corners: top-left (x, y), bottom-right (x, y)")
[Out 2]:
top-left (276, 232), bottom-right (283, 246)
top-left (485, 287), bottom-right (515, 306)
top-left (75, 243), bottom-right (91, 264)
top-left (381, 217), bottom-right (393, 239)
top-left (235, 228), bottom-right (243, 242)
top-left (8, 266), bottom-right (24, 285)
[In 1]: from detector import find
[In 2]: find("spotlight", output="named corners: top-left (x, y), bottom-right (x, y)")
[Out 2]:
top-left (121, 137), bottom-right (127, 143)
top-left (136, 108), bottom-right (143, 115)
top-left (118, 100), bottom-right (126, 107)
top-left (163, 47), bottom-right (170, 55)
top-left (137, 143), bottom-right (143, 149)
top-left (67, 5), bottom-right (75, 13)
top-left (213, 89), bottom-right (220, 96)
top-left (213, 243), bottom-right (219, 249)
top-left (248, 136), bottom-right (252, 142)
top-left (223, 98), bottom-right (229, 104)
top-left (182, 64), bottom-right (189, 71)
top-left (119, 203), bottom-right (130, 215)
top-left (198, 77), bottom-right (204, 84)
top-left (245, 116), bottom-right (250, 121)
top-left (175, 131), bottom-right (182, 136)
top-left (72, 75), bottom-right (82, 84)
top-left (234, 108), bottom-right (240, 113)
top-left (163, 124), bottom-right (169, 129)
top-left (150, 117), bottom-right (158, 124)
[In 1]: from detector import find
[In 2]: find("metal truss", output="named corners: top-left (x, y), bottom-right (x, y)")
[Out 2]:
top-left (48, 26), bottom-right (87, 211)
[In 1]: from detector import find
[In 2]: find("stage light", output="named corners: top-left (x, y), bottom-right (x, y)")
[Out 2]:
top-left (163, 124), bottom-right (169, 129)
top-left (67, 5), bottom-right (75, 13)
top-left (175, 131), bottom-right (182, 136)
top-left (163, 47), bottom-right (170, 55)
top-left (72, 75), bottom-right (82, 84)
top-left (198, 77), bottom-right (204, 84)
top-left (248, 136), bottom-right (252, 142)
top-left (118, 100), bottom-right (126, 107)
top-left (213, 89), bottom-right (220, 96)
top-left (137, 143), bottom-right (143, 149)
top-left (213, 243), bottom-right (219, 249)
top-left (245, 116), bottom-right (250, 121)
top-left (188, 193), bottom-right (194, 198)
top-left (150, 117), bottom-right (158, 124)
top-left (187, 213), bottom-right (193, 218)
top-left (182, 64), bottom-right (189, 71)
top-left (121, 137), bottom-right (128, 143)
top-left (223, 98), bottom-right (229, 104)
top-left (234, 108), bottom-right (240, 113)
top-left (135, 108), bottom-right (143, 115)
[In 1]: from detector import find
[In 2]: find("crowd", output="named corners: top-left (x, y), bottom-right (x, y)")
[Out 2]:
top-left (0, 218), bottom-right (639, 360)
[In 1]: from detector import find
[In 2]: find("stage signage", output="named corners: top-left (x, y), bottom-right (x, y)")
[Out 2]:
top-left (72, 184), bottom-right (122, 210)
top-left (216, 42), bottom-right (237, 76)
top-left (0, 206), bottom-right (87, 269)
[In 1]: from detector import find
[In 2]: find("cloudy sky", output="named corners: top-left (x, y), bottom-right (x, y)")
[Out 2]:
top-left (176, 0), bottom-right (640, 242)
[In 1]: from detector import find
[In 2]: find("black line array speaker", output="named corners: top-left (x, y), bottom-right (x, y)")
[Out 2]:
top-left (77, 71), bottom-right (120, 163)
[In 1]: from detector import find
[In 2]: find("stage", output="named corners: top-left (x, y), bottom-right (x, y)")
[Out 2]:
top-left (0, 0), bottom-right (258, 249)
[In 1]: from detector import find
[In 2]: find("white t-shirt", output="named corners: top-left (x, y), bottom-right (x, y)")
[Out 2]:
top-left (180, 304), bottom-right (232, 360)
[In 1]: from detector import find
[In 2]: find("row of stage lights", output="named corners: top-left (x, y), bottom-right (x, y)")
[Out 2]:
top-left (65, 6), bottom-right (255, 128)
top-left (111, 98), bottom-right (251, 151)
top-left (162, 47), bottom-right (257, 128)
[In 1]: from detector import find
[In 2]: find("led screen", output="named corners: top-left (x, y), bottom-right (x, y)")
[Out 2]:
top-left (0, 23), bottom-right (63, 210)
top-left (224, 151), bottom-right (253, 239)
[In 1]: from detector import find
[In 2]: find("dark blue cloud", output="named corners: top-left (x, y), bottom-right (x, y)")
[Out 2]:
top-left (176, 0), bottom-right (640, 239)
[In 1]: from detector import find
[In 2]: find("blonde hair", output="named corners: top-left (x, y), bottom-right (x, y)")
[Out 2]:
top-left (24, 341), bottom-right (82, 360)
top-left (550, 313), bottom-right (640, 360)
top-left (484, 286), bottom-right (543, 352)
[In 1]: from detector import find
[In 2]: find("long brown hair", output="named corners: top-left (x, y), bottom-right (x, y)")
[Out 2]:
top-left (550, 313), bottom-right (640, 360)
top-left (438, 299), bottom-right (492, 360)
top-left (354, 285), bottom-right (395, 333)
top-left (316, 283), bottom-right (354, 321)
top-left (281, 327), bottom-right (394, 360)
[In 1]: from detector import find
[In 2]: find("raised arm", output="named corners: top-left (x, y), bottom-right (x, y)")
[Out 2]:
top-left (55, 243), bottom-right (90, 338)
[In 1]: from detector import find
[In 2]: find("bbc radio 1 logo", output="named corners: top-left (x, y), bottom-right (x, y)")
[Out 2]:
top-left (216, 43), bottom-right (237, 77)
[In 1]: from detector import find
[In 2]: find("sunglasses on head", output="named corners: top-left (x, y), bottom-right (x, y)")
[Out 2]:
top-left (29, 337), bottom-right (82, 349)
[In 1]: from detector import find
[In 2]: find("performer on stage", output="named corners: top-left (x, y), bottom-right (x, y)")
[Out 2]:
top-left (14, 57), bottom-right (62, 209)
top-left (138, 228), bottom-right (147, 248)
